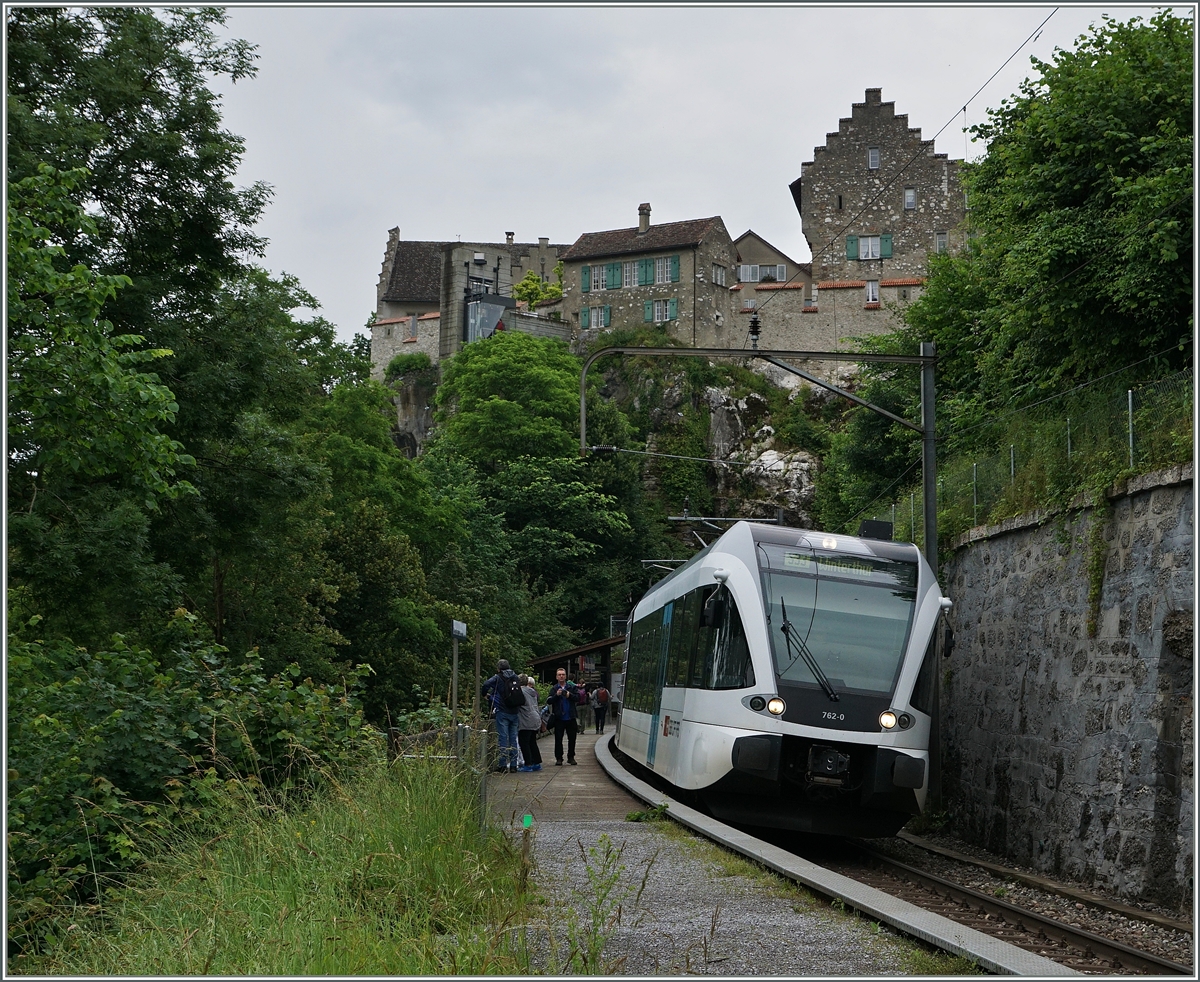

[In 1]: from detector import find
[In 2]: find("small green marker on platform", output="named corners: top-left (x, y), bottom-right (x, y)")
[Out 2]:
top-left (522, 813), bottom-right (533, 829)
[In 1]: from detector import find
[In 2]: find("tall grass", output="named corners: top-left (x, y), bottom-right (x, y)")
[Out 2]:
top-left (20, 755), bottom-right (530, 976)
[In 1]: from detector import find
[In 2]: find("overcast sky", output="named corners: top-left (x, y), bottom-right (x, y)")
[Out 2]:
top-left (211, 4), bottom-right (1171, 343)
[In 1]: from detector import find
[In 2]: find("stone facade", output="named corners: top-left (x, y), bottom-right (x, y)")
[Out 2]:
top-left (560, 204), bottom-right (738, 348)
top-left (939, 465), bottom-right (1193, 912)
top-left (790, 88), bottom-right (966, 339)
top-left (371, 312), bottom-right (440, 382)
top-left (371, 228), bottom-right (570, 370)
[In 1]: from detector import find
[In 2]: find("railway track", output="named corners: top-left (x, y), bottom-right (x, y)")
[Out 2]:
top-left (604, 738), bottom-right (1193, 975)
top-left (825, 840), bottom-right (1193, 975)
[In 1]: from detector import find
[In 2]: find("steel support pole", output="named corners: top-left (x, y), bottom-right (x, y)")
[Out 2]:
top-left (451, 636), bottom-right (459, 728)
top-left (919, 341), bottom-right (941, 811)
top-left (473, 634), bottom-right (482, 728)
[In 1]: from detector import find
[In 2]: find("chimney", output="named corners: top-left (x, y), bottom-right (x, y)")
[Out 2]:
top-left (505, 231), bottom-right (514, 244)
top-left (865, 88), bottom-right (882, 105)
top-left (638, 202), bottom-right (651, 234)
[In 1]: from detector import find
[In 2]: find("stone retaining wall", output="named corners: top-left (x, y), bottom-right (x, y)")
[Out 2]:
top-left (939, 464), bottom-right (1193, 912)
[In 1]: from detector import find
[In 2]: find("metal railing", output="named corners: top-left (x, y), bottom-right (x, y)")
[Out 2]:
top-left (388, 723), bottom-right (492, 831)
top-left (857, 369), bottom-right (1192, 545)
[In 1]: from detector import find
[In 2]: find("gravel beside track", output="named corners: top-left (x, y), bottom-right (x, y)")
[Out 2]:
top-left (861, 833), bottom-right (1194, 972)
top-left (526, 819), bottom-right (945, 976)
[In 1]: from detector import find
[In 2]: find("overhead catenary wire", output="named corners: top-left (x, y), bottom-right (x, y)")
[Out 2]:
top-left (588, 445), bottom-right (762, 468)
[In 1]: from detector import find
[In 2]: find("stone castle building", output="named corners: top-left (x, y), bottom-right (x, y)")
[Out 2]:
top-left (559, 204), bottom-right (738, 349)
top-left (370, 229), bottom-right (571, 377)
top-left (787, 87), bottom-right (967, 342)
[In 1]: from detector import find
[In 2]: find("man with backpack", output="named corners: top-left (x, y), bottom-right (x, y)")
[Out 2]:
top-left (482, 659), bottom-right (524, 773)
top-left (592, 683), bottom-right (610, 734)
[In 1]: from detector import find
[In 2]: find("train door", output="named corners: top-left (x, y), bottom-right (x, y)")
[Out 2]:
top-left (656, 589), bottom-right (699, 781)
top-left (645, 601), bottom-right (672, 769)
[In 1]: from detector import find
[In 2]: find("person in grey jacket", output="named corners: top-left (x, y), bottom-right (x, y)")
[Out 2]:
top-left (516, 675), bottom-right (543, 771)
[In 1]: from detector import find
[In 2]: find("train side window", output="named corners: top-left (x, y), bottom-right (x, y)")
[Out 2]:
top-left (910, 623), bottom-right (938, 715)
top-left (691, 586), bottom-right (718, 687)
top-left (667, 592), bottom-right (697, 686)
top-left (705, 586), bottom-right (756, 690)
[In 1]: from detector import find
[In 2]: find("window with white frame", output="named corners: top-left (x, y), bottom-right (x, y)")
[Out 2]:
top-left (810, 286), bottom-right (818, 306)
top-left (739, 264), bottom-right (757, 282)
top-left (935, 231), bottom-right (948, 254)
top-left (742, 297), bottom-right (756, 310)
top-left (588, 305), bottom-right (609, 328)
top-left (859, 235), bottom-right (881, 260)
top-left (904, 187), bottom-right (916, 210)
top-left (623, 261), bottom-right (636, 288)
top-left (760, 263), bottom-right (785, 282)
top-left (653, 299), bottom-right (672, 322)
top-left (712, 263), bottom-right (726, 286)
top-left (865, 280), bottom-right (879, 303)
top-left (868, 147), bottom-right (880, 169)
top-left (590, 264), bottom-right (607, 290)
top-left (655, 256), bottom-right (672, 284)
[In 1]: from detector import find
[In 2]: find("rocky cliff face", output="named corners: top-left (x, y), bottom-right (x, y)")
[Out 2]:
top-left (704, 385), bottom-right (819, 527)
top-left (390, 376), bottom-right (437, 458)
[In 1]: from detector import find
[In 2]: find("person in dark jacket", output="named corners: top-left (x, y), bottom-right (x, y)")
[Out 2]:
top-left (481, 659), bottom-right (521, 773)
top-left (547, 667), bottom-right (578, 765)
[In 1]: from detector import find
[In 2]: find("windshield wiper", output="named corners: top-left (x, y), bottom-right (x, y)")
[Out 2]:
top-left (778, 596), bottom-right (839, 701)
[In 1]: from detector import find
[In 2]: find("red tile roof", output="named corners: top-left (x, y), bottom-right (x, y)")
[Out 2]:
top-left (753, 282), bottom-right (806, 291)
top-left (880, 277), bottom-right (925, 287)
top-left (818, 280), bottom-right (866, 289)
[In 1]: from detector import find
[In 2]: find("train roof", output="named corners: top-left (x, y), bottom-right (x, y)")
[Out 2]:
top-left (639, 521), bottom-right (922, 611)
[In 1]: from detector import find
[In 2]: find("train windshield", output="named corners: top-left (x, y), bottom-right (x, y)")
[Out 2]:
top-left (757, 542), bottom-right (917, 697)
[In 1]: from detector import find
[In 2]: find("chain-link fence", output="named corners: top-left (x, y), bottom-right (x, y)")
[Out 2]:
top-left (856, 368), bottom-right (1193, 546)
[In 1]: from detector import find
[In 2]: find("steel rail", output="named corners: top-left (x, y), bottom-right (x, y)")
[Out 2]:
top-left (852, 843), bottom-right (1193, 976)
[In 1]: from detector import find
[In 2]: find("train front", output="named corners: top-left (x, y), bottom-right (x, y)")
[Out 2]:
top-left (704, 525), bottom-right (942, 837)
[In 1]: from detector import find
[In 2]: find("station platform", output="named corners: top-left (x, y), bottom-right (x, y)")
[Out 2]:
top-left (485, 727), bottom-right (640, 826)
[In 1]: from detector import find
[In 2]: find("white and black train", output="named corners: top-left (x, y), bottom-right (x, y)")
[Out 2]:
top-left (614, 520), bottom-right (951, 837)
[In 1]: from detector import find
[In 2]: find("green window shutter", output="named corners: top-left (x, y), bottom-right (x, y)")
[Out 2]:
top-left (880, 234), bottom-right (893, 258)
top-left (644, 300), bottom-right (653, 322)
top-left (845, 235), bottom-right (858, 260)
top-left (581, 265), bottom-right (591, 292)
top-left (670, 255), bottom-right (680, 282)
top-left (581, 306), bottom-right (590, 328)
top-left (608, 262), bottom-right (621, 288)
top-left (638, 259), bottom-right (651, 286)
top-left (604, 305), bottom-right (612, 327)
top-left (667, 297), bottom-right (677, 320)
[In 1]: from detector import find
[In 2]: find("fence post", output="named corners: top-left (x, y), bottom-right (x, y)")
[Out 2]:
top-left (910, 493), bottom-right (916, 545)
top-left (479, 726), bottom-right (489, 834)
top-left (1067, 417), bottom-right (1072, 459)
top-left (1127, 389), bottom-right (1134, 468)
top-left (972, 462), bottom-right (978, 526)
top-left (1010, 445), bottom-right (1015, 484)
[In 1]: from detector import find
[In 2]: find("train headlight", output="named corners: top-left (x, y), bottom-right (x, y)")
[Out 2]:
top-left (879, 711), bottom-right (898, 729)
top-left (898, 713), bottom-right (913, 729)
top-left (767, 697), bottom-right (786, 716)
top-left (749, 696), bottom-right (766, 712)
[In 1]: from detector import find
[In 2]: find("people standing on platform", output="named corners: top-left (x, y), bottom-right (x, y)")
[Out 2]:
top-left (516, 675), bottom-right (543, 772)
top-left (592, 683), bottom-right (609, 734)
top-left (576, 683), bottom-right (592, 733)
top-left (547, 667), bottom-right (578, 766)
top-left (481, 659), bottom-right (522, 774)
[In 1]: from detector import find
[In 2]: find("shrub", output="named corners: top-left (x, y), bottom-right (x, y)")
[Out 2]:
top-left (384, 352), bottom-right (434, 384)
top-left (6, 615), bottom-right (380, 953)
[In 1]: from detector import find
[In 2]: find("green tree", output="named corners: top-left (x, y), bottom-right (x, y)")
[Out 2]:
top-left (961, 9), bottom-right (1192, 397)
top-left (434, 331), bottom-right (580, 468)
